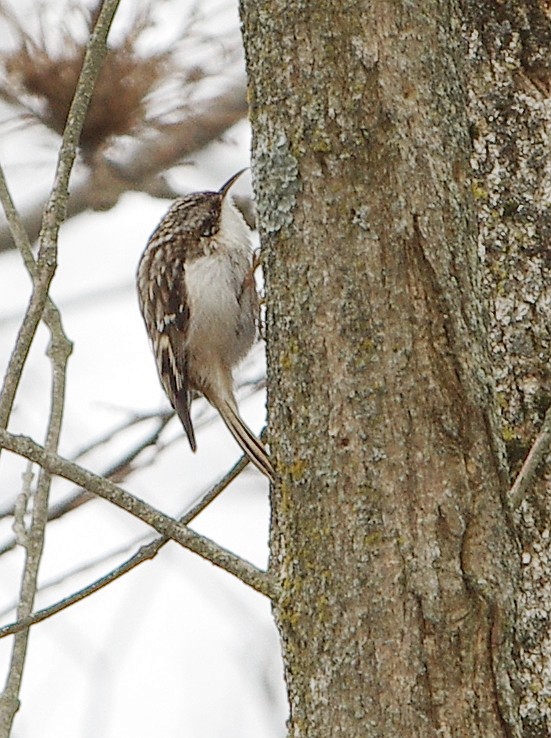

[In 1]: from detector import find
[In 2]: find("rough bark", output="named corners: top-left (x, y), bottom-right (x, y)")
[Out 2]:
top-left (462, 2), bottom-right (551, 734)
top-left (241, 1), bottom-right (521, 737)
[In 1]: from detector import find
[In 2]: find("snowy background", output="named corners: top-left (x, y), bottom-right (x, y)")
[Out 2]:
top-left (0, 1), bottom-right (287, 735)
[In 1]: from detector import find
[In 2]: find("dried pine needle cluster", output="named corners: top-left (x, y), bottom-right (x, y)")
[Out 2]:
top-left (4, 42), bottom-right (165, 155)
top-left (0, 0), bottom-right (231, 159)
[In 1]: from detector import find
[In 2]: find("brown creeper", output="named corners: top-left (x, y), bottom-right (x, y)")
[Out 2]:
top-left (137, 170), bottom-right (274, 481)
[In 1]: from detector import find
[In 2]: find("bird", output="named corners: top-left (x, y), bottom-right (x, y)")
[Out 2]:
top-left (136, 170), bottom-right (274, 481)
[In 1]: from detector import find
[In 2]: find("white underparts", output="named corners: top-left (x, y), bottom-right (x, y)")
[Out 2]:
top-left (185, 197), bottom-right (256, 371)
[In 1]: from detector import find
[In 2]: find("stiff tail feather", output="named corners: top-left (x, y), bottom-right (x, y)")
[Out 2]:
top-left (174, 389), bottom-right (197, 452)
top-left (218, 400), bottom-right (275, 481)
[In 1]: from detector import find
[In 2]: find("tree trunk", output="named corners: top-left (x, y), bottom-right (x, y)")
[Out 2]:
top-left (463, 4), bottom-right (551, 732)
top-left (240, 1), bottom-right (522, 736)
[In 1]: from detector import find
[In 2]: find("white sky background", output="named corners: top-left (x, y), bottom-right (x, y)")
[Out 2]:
top-left (0, 1), bottom-right (287, 736)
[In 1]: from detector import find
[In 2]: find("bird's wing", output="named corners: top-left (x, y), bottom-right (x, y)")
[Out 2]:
top-left (138, 243), bottom-right (197, 451)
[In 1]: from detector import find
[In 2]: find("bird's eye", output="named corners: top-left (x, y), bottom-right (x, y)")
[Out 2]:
top-left (201, 221), bottom-right (218, 237)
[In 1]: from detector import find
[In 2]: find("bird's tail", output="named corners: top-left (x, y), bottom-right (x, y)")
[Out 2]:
top-left (217, 400), bottom-right (275, 481)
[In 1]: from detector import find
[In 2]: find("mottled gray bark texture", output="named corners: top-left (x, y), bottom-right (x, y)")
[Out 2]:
top-left (239, 1), bottom-right (544, 736)
top-left (464, 3), bottom-right (551, 735)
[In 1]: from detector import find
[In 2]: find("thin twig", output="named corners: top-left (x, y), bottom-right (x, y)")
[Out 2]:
top-left (0, 534), bottom-right (144, 622)
top-left (509, 404), bottom-right (551, 509)
top-left (0, 2), bottom-right (122, 734)
top-left (0, 377), bottom-right (264, 530)
top-left (43, 413), bottom-right (174, 520)
top-left (42, 379), bottom-right (264, 520)
top-left (0, 453), bottom-right (255, 638)
top-left (0, 159), bottom-right (73, 424)
top-left (0, 268), bottom-right (51, 430)
top-left (69, 410), bottom-right (174, 462)
top-left (37, 4), bottom-right (121, 256)
top-left (0, 428), bottom-right (278, 601)
top-left (0, 325), bottom-right (72, 734)
top-left (0, 156), bottom-right (48, 429)
top-left (0, 161), bottom-right (35, 268)
top-left (11, 464), bottom-right (33, 546)
top-left (0, 411), bottom-right (173, 522)
top-left (0, 0), bottom-right (121, 431)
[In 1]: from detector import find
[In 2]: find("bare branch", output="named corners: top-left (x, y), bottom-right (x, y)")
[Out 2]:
top-left (37, 2), bottom-right (122, 252)
top-left (0, 428), bottom-right (278, 601)
top-left (0, 0), bottom-right (122, 431)
top-left (0, 373), bottom-right (265, 531)
top-left (509, 404), bottom-right (551, 509)
top-left (0, 378), bottom-right (262, 544)
top-left (0, 314), bottom-right (72, 734)
top-left (11, 464), bottom-right (33, 547)
top-left (0, 263), bottom-right (51, 431)
top-left (0, 2), bottom-right (123, 733)
top-left (0, 452), bottom-right (252, 638)
top-left (0, 162), bottom-right (73, 430)
top-left (44, 412), bottom-right (174, 521)
top-left (0, 411), bottom-right (177, 535)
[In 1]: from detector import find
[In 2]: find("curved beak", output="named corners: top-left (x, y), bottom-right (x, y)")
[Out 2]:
top-left (219, 168), bottom-right (248, 198)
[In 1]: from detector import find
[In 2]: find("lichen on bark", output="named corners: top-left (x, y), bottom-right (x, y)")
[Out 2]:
top-left (463, 2), bottom-right (551, 732)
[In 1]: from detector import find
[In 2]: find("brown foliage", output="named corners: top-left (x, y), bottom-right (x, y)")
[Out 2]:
top-left (4, 38), bottom-right (166, 155)
top-left (0, 1), bottom-right (227, 160)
